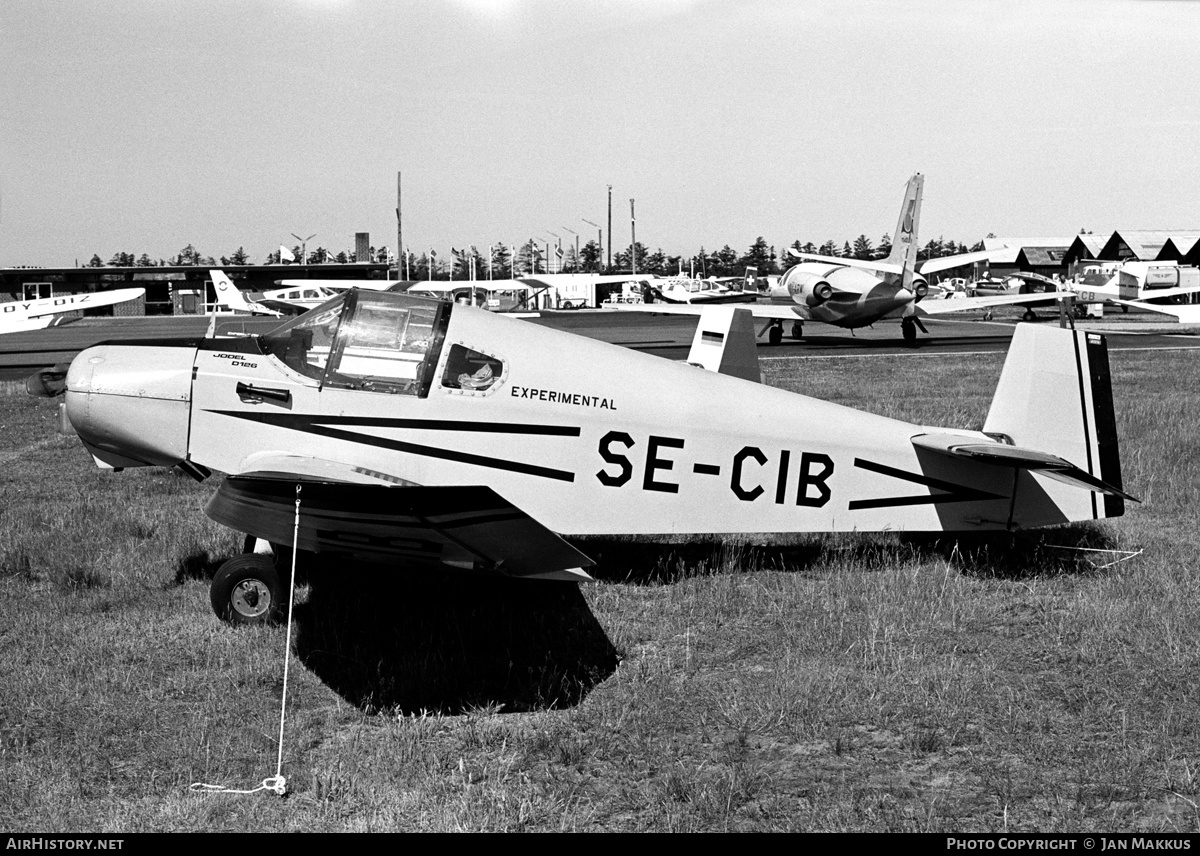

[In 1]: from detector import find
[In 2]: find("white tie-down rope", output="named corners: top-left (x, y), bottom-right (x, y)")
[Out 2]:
top-left (1045, 544), bottom-right (1143, 570)
top-left (191, 484), bottom-right (302, 798)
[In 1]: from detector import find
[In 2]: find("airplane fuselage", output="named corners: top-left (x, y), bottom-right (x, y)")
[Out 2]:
top-left (64, 294), bottom-right (1093, 537)
top-left (764, 263), bottom-right (916, 328)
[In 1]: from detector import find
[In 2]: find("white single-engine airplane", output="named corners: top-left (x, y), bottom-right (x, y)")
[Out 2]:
top-left (52, 289), bottom-right (1132, 624)
top-left (615, 174), bottom-right (1055, 344)
top-left (212, 270), bottom-right (399, 317)
top-left (0, 288), bottom-right (145, 334)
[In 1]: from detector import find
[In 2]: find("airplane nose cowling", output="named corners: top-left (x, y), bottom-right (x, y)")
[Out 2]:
top-left (65, 345), bottom-right (196, 468)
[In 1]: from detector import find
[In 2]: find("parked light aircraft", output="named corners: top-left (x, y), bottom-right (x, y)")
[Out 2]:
top-left (0, 288), bottom-right (145, 334)
top-left (968, 272), bottom-right (1062, 320)
top-left (639, 276), bottom-right (760, 305)
top-left (614, 174), bottom-right (1055, 344)
top-left (406, 280), bottom-right (537, 312)
top-left (48, 288), bottom-right (1132, 625)
top-left (212, 271), bottom-right (399, 317)
top-left (1064, 261), bottom-right (1200, 315)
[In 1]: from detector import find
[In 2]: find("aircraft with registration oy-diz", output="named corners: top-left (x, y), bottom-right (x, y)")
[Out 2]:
top-left (0, 288), bottom-right (145, 334)
top-left (43, 286), bottom-right (1134, 625)
top-left (612, 173), bottom-right (1062, 345)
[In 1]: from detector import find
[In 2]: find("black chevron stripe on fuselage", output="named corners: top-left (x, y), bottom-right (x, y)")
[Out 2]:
top-left (208, 410), bottom-right (581, 482)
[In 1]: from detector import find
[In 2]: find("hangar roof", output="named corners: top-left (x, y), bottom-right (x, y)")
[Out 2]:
top-left (1157, 234), bottom-right (1200, 260)
top-left (983, 237), bottom-right (1075, 265)
top-left (1098, 230), bottom-right (1200, 261)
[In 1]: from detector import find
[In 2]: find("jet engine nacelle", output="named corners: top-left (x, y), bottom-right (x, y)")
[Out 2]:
top-left (781, 266), bottom-right (836, 307)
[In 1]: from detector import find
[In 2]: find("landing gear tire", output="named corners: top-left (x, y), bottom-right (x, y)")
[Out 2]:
top-left (210, 554), bottom-right (283, 626)
top-left (1022, 308), bottom-right (1037, 322)
top-left (901, 317), bottom-right (917, 345)
top-left (983, 310), bottom-right (993, 321)
top-left (768, 323), bottom-right (783, 346)
top-left (790, 321), bottom-right (803, 340)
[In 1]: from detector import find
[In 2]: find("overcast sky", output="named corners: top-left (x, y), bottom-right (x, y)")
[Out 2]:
top-left (1, 0), bottom-right (1197, 267)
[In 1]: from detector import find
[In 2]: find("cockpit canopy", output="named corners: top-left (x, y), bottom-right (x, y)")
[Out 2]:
top-left (259, 289), bottom-right (504, 398)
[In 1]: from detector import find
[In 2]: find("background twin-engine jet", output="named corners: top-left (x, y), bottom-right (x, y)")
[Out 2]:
top-left (618, 173), bottom-right (1060, 344)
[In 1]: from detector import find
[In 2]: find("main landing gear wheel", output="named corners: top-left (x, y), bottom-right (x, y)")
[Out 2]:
top-left (768, 323), bottom-right (783, 345)
top-left (210, 554), bottom-right (283, 625)
top-left (790, 321), bottom-right (803, 339)
top-left (1022, 308), bottom-right (1037, 322)
top-left (901, 317), bottom-right (918, 345)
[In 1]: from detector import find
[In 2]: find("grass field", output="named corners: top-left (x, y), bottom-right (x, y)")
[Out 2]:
top-left (2, 343), bottom-right (1199, 832)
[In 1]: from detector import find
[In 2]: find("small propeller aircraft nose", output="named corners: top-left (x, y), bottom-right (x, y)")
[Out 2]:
top-left (65, 344), bottom-right (196, 469)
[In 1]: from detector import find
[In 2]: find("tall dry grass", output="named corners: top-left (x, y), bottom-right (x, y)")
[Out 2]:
top-left (1, 344), bottom-right (1198, 831)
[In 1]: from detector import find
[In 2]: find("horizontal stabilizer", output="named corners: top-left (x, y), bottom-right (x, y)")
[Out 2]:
top-left (786, 250), bottom-right (903, 275)
top-left (206, 474), bottom-right (595, 580)
top-left (911, 434), bottom-right (1138, 501)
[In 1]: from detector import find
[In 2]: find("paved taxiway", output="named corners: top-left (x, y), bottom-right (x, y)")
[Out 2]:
top-left (1, 309), bottom-right (1197, 381)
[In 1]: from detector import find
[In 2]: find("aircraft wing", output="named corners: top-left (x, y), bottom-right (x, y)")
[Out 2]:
top-left (910, 291), bottom-right (1065, 317)
top-left (1109, 299), bottom-right (1200, 323)
top-left (608, 301), bottom-right (809, 321)
top-left (275, 279), bottom-right (396, 292)
top-left (24, 287), bottom-right (145, 319)
top-left (205, 474), bottom-right (595, 581)
top-left (254, 299), bottom-right (310, 316)
top-left (787, 251), bottom-right (903, 275)
top-left (916, 250), bottom-right (996, 275)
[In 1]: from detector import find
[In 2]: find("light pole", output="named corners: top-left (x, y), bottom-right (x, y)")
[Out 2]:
top-left (629, 199), bottom-right (636, 275)
top-left (606, 185), bottom-right (612, 271)
top-left (562, 227), bottom-right (578, 272)
top-left (583, 219), bottom-right (602, 272)
top-left (291, 232), bottom-right (316, 266)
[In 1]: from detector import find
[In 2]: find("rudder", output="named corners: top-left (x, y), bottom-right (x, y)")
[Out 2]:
top-left (983, 324), bottom-right (1124, 520)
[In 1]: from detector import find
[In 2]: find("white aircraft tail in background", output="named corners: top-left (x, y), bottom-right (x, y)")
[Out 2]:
top-left (209, 270), bottom-right (286, 316)
top-left (0, 288), bottom-right (145, 334)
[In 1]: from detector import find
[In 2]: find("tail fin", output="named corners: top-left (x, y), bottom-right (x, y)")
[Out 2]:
top-left (209, 270), bottom-right (252, 312)
top-left (685, 307), bottom-right (760, 383)
top-left (885, 173), bottom-right (923, 288)
top-left (983, 324), bottom-right (1126, 521)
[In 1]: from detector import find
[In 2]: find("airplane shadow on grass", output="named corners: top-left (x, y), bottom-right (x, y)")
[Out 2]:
top-left (288, 566), bottom-right (619, 715)
top-left (178, 552), bottom-right (620, 715)
top-left (173, 521), bottom-right (1120, 714)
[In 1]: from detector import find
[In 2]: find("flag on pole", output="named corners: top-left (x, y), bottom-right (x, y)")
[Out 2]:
top-left (279, 245), bottom-right (296, 263)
